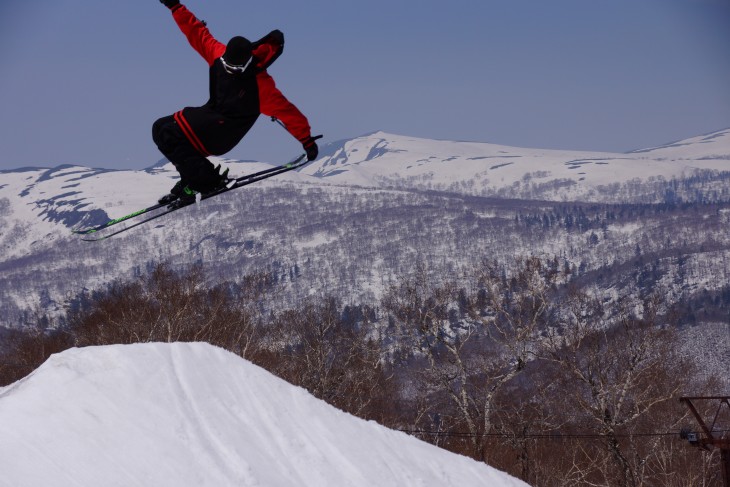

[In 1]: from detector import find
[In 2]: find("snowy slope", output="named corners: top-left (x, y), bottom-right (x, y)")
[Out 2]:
top-left (0, 157), bottom-right (317, 260)
top-left (0, 342), bottom-right (528, 487)
top-left (1, 128), bottom-right (728, 258)
top-left (629, 129), bottom-right (730, 160)
top-left (0, 129), bottom-right (728, 321)
top-left (303, 129), bottom-right (730, 198)
top-left (0, 127), bottom-right (726, 322)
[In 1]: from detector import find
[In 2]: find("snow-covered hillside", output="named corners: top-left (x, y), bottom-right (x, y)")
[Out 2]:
top-left (0, 158), bottom-right (317, 259)
top-left (0, 129), bottom-right (728, 245)
top-left (0, 128), bottom-right (728, 262)
top-left (0, 342), bottom-right (527, 487)
top-left (1, 129), bottom-right (729, 328)
top-left (307, 129), bottom-right (730, 199)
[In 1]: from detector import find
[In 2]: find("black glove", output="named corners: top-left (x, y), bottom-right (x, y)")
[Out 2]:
top-left (303, 135), bottom-right (322, 161)
top-left (160, 0), bottom-right (180, 9)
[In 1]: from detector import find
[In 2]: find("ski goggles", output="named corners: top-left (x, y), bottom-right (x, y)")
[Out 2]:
top-left (220, 55), bottom-right (253, 75)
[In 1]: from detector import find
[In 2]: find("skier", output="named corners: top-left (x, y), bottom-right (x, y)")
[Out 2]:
top-left (154, 0), bottom-right (320, 204)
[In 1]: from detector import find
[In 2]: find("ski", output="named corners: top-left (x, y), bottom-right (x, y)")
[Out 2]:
top-left (73, 154), bottom-right (308, 241)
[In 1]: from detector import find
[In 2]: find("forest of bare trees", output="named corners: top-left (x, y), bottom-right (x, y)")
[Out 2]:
top-left (4, 183), bottom-right (730, 333)
top-left (1, 260), bottom-right (725, 486)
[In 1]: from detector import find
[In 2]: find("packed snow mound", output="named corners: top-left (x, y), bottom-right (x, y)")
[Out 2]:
top-left (0, 342), bottom-right (528, 487)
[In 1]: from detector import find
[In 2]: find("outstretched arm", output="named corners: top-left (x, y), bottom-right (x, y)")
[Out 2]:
top-left (160, 1), bottom-right (225, 66)
top-left (258, 73), bottom-right (312, 143)
top-left (258, 73), bottom-right (321, 160)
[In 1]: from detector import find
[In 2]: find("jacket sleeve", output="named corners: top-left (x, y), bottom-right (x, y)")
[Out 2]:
top-left (170, 4), bottom-right (226, 66)
top-left (257, 72), bottom-right (312, 142)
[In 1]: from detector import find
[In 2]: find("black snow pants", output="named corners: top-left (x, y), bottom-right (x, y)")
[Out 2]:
top-left (152, 115), bottom-right (220, 193)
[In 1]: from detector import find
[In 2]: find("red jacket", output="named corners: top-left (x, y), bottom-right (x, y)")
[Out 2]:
top-left (169, 4), bottom-right (311, 156)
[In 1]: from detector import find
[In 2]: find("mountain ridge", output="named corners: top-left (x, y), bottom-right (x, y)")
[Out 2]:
top-left (302, 128), bottom-right (730, 197)
top-left (2, 127), bottom-right (727, 238)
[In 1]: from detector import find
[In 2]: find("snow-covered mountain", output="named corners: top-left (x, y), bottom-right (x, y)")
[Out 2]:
top-left (309, 129), bottom-right (730, 199)
top-left (0, 158), bottom-right (318, 260)
top-left (2, 128), bottom-right (728, 222)
top-left (0, 342), bottom-right (527, 487)
top-left (1, 128), bottom-right (728, 258)
top-left (1, 133), bottom-right (727, 485)
top-left (1, 129), bottom-right (729, 329)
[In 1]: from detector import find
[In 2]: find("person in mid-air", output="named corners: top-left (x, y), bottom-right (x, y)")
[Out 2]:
top-left (154, 0), bottom-right (320, 205)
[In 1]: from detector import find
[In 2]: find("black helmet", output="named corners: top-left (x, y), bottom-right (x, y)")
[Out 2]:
top-left (221, 36), bottom-right (253, 73)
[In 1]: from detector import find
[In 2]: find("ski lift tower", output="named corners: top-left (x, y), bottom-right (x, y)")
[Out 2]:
top-left (680, 396), bottom-right (730, 487)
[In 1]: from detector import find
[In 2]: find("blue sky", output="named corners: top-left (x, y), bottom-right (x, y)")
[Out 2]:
top-left (0, 0), bottom-right (728, 170)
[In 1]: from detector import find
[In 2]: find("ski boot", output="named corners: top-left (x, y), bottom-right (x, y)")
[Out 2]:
top-left (158, 180), bottom-right (197, 206)
top-left (158, 165), bottom-right (231, 206)
top-left (200, 164), bottom-right (232, 197)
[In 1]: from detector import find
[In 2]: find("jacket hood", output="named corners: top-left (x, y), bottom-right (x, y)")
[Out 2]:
top-left (251, 30), bottom-right (285, 71)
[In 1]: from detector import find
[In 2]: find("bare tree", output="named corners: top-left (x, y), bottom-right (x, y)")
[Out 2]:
top-left (69, 263), bottom-right (271, 359)
top-left (0, 321), bottom-right (72, 387)
top-left (383, 257), bottom-right (559, 461)
top-left (263, 297), bottom-right (391, 419)
top-left (543, 292), bottom-right (697, 487)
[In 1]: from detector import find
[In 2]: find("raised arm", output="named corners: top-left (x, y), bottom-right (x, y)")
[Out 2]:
top-left (160, 1), bottom-right (225, 66)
